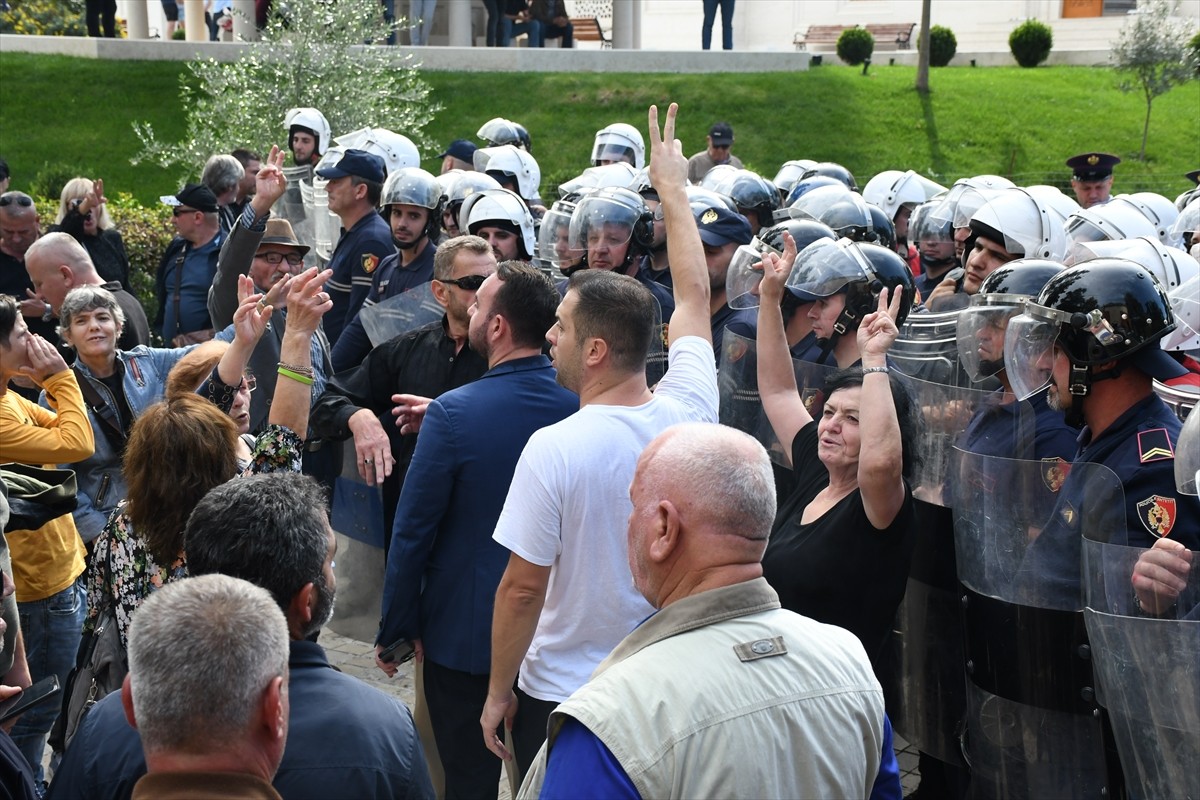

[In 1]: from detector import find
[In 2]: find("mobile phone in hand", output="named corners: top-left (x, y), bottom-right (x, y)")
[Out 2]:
top-left (379, 639), bottom-right (416, 665)
top-left (0, 676), bottom-right (61, 724)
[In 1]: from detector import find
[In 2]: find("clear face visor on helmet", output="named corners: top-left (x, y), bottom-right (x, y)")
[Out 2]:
top-left (951, 187), bottom-right (1002, 230)
top-left (536, 203), bottom-right (582, 271)
top-left (700, 164), bottom-right (739, 193)
top-left (1161, 275), bottom-right (1200, 352)
top-left (956, 298), bottom-right (1022, 382)
top-left (568, 197), bottom-right (638, 254)
top-left (782, 184), bottom-right (854, 223)
top-left (477, 118), bottom-right (523, 148)
top-left (818, 195), bottom-right (876, 242)
top-left (1003, 307), bottom-right (1063, 400)
top-left (1065, 237), bottom-right (1192, 291)
top-left (772, 161), bottom-right (814, 195)
top-left (381, 170), bottom-right (441, 209)
top-left (785, 238), bottom-right (871, 299)
top-left (910, 201), bottom-right (956, 245)
top-left (1065, 213), bottom-right (1117, 246)
top-left (1170, 200), bottom-right (1200, 240)
top-left (725, 242), bottom-right (770, 309)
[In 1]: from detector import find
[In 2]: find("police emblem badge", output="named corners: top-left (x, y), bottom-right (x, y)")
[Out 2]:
top-left (701, 209), bottom-right (719, 225)
top-left (1041, 457), bottom-right (1070, 492)
top-left (362, 254), bottom-right (380, 274)
top-left (1137, 495), bottom-right (1176, 538)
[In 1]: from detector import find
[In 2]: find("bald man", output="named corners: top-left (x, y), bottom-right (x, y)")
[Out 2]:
top-left (25, 232), bottom-right (149, 350)
top-left (521, 422), bottom-right (901, 799)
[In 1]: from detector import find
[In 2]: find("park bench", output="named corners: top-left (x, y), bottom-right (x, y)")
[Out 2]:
top-left (571, 17), bottom-right (611, 48)
top-left (866, 22), bottom-right (916, 50)
top-left (793, 24), bottom-right (854, 51)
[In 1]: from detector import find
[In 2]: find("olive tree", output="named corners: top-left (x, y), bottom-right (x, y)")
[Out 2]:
top-left (133, 0), bottom-right (440, 174)
top-left (1111, 0), bottom-right (1198, 161)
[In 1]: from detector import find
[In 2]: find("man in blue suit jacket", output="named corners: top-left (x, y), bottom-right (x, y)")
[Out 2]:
top-left (376, 261), bottom-right (577, 799)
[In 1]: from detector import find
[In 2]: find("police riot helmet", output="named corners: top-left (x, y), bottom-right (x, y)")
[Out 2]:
top-left (799, 162), bottom-right (858, 192)
top-left (1110, 193), bottom-right (1182, 248)
top-left (867, 204), bottom-right (897, 251)
top-left (725, 220), bottom-right (838, 309)
top-left (534, 199), bottom-right (581, 276)
top-left (782, 175), bottom-right (846, 213)
top-left (332, 128), bottom-right (420, 176)
top-left (699, 164), bottom-right (740, 192)
top-left (1064, 202), bottom-right (1160, 249)
top-left (1024, 185), bottom-right (1081, 227)
top-left (1161, 275), bottom-right (1200, 352)
top-left (723, 170), bottom-right (779, 231)
top-left (567, 187), bottom-right (654, 269)
top-left (461, 188), bottom-right (537, 259)
top-left (772, 159), bottom-right (818, 200)
top-left (444, 172), bottom-right (502, 228)
top-left (631, 167), bottom-right (656, 201)
top-left (557, 162), bottom-right (639, 200)
top-left (853, 243), bottom-right (915, 326)
top-left (1005, 259), bottom-right (1185, 402)
top-left (1170, 198), bottom-right (1200, 251)
top-left (862, 170), bottom-right (947, 222)
top-left (380, 167), bottom-right (443, 242)
top-left (685, 185), bottom-right (739, 216)
top-left (818, 193), bottom-right (877, 243)
top-left (786, 238), bottom-right (913, 338)
top-left (970, 188), bottom-right (1068, 261)
top-left (782, 183), bottom-right (854, 224)
top-left (284, 108), bottom-right (332, 156)
top-left (477, 118), bottom-right (532, 152)
top-left (591, 123), bottom-right (646, 169)
top-left (473, 145), bottom-right (541, 202)
top-left (956, 259), bottom-right (1064, 381)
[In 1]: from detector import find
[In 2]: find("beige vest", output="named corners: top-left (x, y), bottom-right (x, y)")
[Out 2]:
top-left (520, 579), bottom-right (886, 799)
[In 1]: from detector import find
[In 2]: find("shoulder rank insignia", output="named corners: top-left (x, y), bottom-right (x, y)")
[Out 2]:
top-left (1137, 495), bottom-right (1176, 538)
top-left (1059, 501), bottom-right (1077, 528)
top-left (1041, 457), bottom-right (1070, 492)
top-left (1137, 428), bottom-right (1174, 463)
top-left (362, 253), bottom-right (380, 274)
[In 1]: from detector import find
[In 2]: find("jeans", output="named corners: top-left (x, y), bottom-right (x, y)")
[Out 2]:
top-left (499, 17), bottom-right (543, 47)
top-left (542, 20), bottom-right (573, 48)
top-left (409, 0), bottom-right (436, 45)
top-left (481, 0), bottom-right (501, 46)
top-left (701, 0), bottom-right (734, 50)
top-left (10, 579), bottom-right (86, 784)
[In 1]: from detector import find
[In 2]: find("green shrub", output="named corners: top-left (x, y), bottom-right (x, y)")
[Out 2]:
top-left (106, 194), bottom-right (174, 323)
top-left (28, 162), bottom-right (90, 203)
top-left (925, 25), bottom-right (957, 68)
top-left (1190, 30), bottom-right (1200, 73)
top-left (0, 0), bottom-right (87, 36)
top-left (1009, 19), bottom-right (1053, 68)
top-left (837, 27), bottom-right (875, 66)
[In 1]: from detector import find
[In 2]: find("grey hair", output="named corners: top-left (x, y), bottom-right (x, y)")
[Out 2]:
top-left (128, 574), bottom-right (289, 754)
top-left (58, 285), bottom-right (125, 340)
top-left (202, 154), bottom-right (245, 197)
top-left (646, 422), bottom-right (777, 542)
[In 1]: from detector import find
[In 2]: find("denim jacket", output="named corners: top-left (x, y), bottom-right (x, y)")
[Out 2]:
top-left (41, 346), bottom-right (192, 542)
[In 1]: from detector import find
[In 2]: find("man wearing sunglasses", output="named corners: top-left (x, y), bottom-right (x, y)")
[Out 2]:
top-left (155, 183), bottom-right (223, 345)
top-left (208, 145), bottom-right (332, 438)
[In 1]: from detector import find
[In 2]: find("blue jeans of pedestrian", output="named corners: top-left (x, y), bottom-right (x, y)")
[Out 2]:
top-left (10, 579), bottom-right (86, 784)
top-left (500, 17), bottom-right (543, 47)
top-left (701, 0), bottom-right (734, 50)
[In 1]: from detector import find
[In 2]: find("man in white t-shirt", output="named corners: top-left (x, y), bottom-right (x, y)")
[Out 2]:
top-left (480, 103), bottom-right (720, 781)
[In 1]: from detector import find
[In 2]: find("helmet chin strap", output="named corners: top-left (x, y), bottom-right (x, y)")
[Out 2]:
top-left (1063, 359), bottom-right (1122, 428)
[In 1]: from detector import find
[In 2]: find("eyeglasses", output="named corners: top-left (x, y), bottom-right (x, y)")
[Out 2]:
top-left (256, 252), bottom-right (305, 266)
top-left (239, 375), bottom-right (257, 393)
top-left (0, 194), bottom-right (34, 208)
top-left (440, 275), bottom-right (488, 291)
top-left (172, 207), bottom-right (197, 217)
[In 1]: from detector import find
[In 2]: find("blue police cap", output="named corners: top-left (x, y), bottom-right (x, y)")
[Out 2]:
top-left (1066, 152), bottom-right (1120, 182)
top-left (694, 205), bottom-right (753, 247)
top-left (316, 149), bottom-right (386, 183)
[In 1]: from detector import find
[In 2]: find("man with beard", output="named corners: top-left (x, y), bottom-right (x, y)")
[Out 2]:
top-left (331, 167), bottom-right (443, 373)
top-left (310, 236), bottom-right (492, 547)
top-left (46, 473), bottom-right (435, 800)
top-left (374, 262), bottom-right (576, 799)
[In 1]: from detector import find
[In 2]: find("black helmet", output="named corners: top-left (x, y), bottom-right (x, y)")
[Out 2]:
top-left (977, 260), bottom-right (1065, 300)
top-left (867, 204), bottom-right (897, 251)
top-left (725, 170), bottom-right (779, 231)
top-left (800, 162), bottom-right (858, 192)
top-left (817, 194), bottom-right (875, 243)
top-left (783, 175), bottom-right (845, 210)
top-left (852, 243), bottom-right (915, 327)
top-left (758, 219), bottom-right (837, 256)
top-left (1005, 258), bottom-right (1185, 401)
top-left (957, 259), bottom-right (1064, 382)
top-left (787, 238), bottom-right (913, 337)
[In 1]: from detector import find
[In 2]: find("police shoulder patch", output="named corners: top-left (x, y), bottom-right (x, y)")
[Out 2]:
top-left (1041, 457), bottom-right (1070, 492)
top-left (1137, 428), bottom-right (1174, 464)
top-left (362, 253), bottom-right (380, 274)
top-left (1137, 495), bottom-right (1177, 538)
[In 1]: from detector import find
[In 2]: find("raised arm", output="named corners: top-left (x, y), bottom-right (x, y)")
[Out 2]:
top-left (648, 104), bottom-right (710, 346)
top-left (856, 288), bottom-right (907, 529)
top-left (756, 233), bottom-right (810, 462)
top-left (8, 336), bottom-right (94, 464)
top-left (268, 267), bottom-right (333, 440)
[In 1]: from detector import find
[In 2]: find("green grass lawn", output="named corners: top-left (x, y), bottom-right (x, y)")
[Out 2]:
top-left (2, 51), bottom-right (1197, 205)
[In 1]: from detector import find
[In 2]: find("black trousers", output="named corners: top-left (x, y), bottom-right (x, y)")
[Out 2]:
top-left (423, 659), bottom-right (502, 800)
top-left (510, 686), bottom-right (558, 782)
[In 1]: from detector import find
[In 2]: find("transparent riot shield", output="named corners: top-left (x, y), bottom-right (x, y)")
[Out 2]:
top-left (891, 310), bottom-right (972, 388)
top-left (306, 174), bottom-right (340, 264)
top-left (276, 165), bottom-right (320, 267)
top-left (717, 329), bottom-right (836, 469)
top-left (883, 380), bottom-right (1036, 767)
top-left (356, 283), bottom-right (445, 350)
top-left (1177, 407), bottom-right (1199, 496)
top-left (955, 453), bottom-right (1125, 799)
top-left (1083, 537), bottom-right (1200, 799)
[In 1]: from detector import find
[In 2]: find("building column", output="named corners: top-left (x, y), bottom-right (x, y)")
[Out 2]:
top-left (612, 0), bottom-right (633, 49)
top-left (232, 0), bottom-right (257, 40)
top-left (448, 0), bottom-right (473, 46)
top-left (184, 0), bottom-right (207, 41)
top-left (124, 0), bottom-right (149, 39)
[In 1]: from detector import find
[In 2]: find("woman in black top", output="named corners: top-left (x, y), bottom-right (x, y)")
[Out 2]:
top-left (51, 177), bottom-right (132, 293)
top-left (755, 232), bottom-right (919, 666)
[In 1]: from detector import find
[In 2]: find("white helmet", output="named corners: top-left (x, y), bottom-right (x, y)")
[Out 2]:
top-left (283, 108), bottom-right (331, 156)
top-left (862, 170), bottom-right (947, 221)
top-left (1024, 185), bottom-right (1081, 226)
top-left (1111, 193), bottom-right (1182, 248)
top-left (473, 145), bottom-right (541, 202)
top-left (1064, 202), bottom-right (1159, 248)
top-left (460, 188), bottom-right (536, 258)
top-left (557, 162), bottom-right (639, 199)
top-left (969, 188), bottom-right (1067, 261)
top-left (590, 123), bottom-right (646, 169)
top-left (773, 159), bottom-right (818, 197)
top-left (333, 128), bottom-right (420, 176)
top-left (1067, 236), bottom-right (1198, 296)
top-left (1161, 275), bottom-right (1200, 352)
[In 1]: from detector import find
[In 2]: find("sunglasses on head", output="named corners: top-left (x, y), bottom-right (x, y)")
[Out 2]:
top-left (256, 252), bottom-right (305, 266)
top-left (0, 194), bottom-right (34, 208)
top-left (440, 275), bottom-right (487, 291)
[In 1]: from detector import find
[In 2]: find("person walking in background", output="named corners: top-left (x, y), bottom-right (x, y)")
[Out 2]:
top-left (701, 0), bottom-right (734, 50)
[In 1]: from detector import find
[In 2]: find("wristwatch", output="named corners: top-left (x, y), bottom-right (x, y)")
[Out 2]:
top-left (41, 302), bottom-right (54, 322)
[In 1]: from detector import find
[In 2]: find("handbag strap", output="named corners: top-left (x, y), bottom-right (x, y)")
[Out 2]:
top-left (72, 366), bottom-right (127, 453)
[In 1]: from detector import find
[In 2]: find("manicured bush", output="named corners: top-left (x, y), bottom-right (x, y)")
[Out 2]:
top-left (837, 27), bottom-right (875, 66)
top-left (0, 0), bottom-right (87, 36)
top-left (1009, 19), bottom-right (1053, 68)
top-left (926, 25), bottom-right (957, 68)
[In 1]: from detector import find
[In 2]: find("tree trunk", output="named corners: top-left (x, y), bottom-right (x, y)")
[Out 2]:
top-left (915, 0), bottom-right (932, 93)
top-left (1140, 92), bottom-right (1152, 161)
